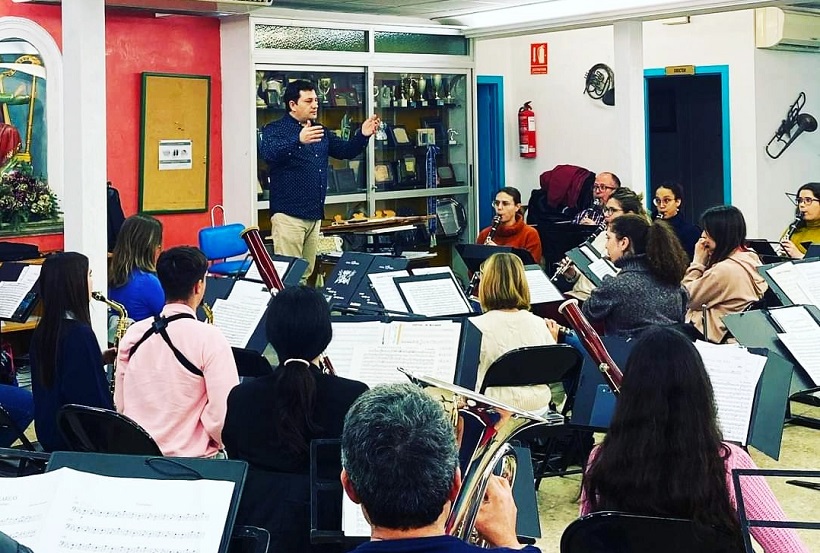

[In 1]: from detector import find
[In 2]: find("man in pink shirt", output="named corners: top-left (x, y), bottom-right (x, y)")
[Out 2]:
top-left (115, 246), bottom-right (239, 458)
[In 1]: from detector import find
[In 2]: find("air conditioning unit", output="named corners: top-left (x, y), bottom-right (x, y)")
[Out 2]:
top-left (755, 7), bottom-right (820, 52)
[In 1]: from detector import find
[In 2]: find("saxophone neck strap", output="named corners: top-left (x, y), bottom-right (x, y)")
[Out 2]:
top-left (128, 313), bottom-right (203, 377)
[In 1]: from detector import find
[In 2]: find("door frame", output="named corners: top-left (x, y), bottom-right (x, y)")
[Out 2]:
top-left (643, 65), bottom-right (732, 207)
top-left (477, 75), bottom-right (506, 229)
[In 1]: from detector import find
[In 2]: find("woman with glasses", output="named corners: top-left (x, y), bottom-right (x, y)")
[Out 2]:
top-left (477, 187), bottom-right (542, 265)
top-left (563, 187), bottom-right (647, 301)
top-left (653, 182), bottom-right (700, 259)
top-left (781, 182), bottom-right (820, 259)
top-left (581, 326), bottom-right (808, 553)
top-left (582, 214), bottom-right (689, 337)
top-left (683, 206), bottom-right (767, 343)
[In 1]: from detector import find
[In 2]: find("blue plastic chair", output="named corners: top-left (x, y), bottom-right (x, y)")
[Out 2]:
top-left (198, 206), bottom-right (251, 276)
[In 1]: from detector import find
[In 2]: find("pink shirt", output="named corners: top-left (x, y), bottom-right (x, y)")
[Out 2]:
top-left (580, 443), bottom-right (808, 553)
top-left (115, 303), bottom-right (239, 457)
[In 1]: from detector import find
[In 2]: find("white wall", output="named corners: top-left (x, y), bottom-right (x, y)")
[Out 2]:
top-left (475, 10), bottom-right (797, 235)
top-left (754, 48), bottom-right (820, 240)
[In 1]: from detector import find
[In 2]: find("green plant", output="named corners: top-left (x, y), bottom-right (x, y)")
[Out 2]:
top-left (0, 170), bottom-right (60, 231)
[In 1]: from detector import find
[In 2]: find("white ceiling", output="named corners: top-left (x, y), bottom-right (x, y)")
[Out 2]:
top-left (265, 0), bottom-right (550, 18)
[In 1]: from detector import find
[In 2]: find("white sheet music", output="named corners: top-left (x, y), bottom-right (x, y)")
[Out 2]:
top-left (778, 330), bottom-right (820, 387)
top-left (695, 341), bottom-right (766, 444)
top-left (211, 297), bottom-right (267, 348)
top-left (769, 306), bottom-right (819, 334)
top-left (524, 267), bottom-right (564, 304)
top-left (243, 260), bottom-right (289, 285)
top-left (579, 245), bottom-right (599, 263)
top-left (792, 261), bottom-right (820, 308)
top-left (368, 270), bottom-right (410, 313)
top-left (324, 321), bottom-right (385, 376)
top-left (0, 264), bottom-right (40, 319)
top-left (766, 262), bottom-right (813, 306)
top-left (589, 231), bottom-right (608, 256)
top-left (411, 266), bottom-right (453, 276)
top-left (589, 258), bottom-right (617, 281)
top-left (0, 467), bottom-right (234, 553)
top-left (342, 494), bottom-right (371, 538)
top-left (397, 277), bottom-right (471, 317)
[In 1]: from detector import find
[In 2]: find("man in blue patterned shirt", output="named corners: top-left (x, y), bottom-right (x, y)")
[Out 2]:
top-left (260, 79), bottom-right (380, 283)
top-left (572, 171), bottom-right (621, 227)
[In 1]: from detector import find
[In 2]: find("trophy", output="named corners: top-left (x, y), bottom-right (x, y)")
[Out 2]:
top-left (432, 74), bottom-right (444, 106)
top-left (255, 72), bottom-right (267, 108)
top-left (375, 121), bottom-right (388, 142)
top-left (447, 128), bottom-right (459, 145)
top-left (318, 77), bottom-right (332, 105)
top-left (379, 84), bottom-right (392, 108)
top-left (397, 74), bottom-right (409, 108)
top-left (265, 77), bottom-right (283, 108)
top-left (447, 75), bottom-right (463, 105)
top-left (418, 76), bottom-right (427, 106)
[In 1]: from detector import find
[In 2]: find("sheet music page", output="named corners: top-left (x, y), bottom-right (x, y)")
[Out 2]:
top-left (0, 469), bottom-right (63, 547)
top-left (769, 305), bottom-right (819, 333)
top-left (243, 260), bottom-right (289, 284)
top-left (397, 278), bottom-right (471, 317)
top-left (0, 264), bottom-right (40, 319)
top-left (694, 341), bottom-right (766, 445)
top-left (579, 245), bottom-right (599, 263)
top-left (589, 231), bottom-right (608, 256)
top-left (524, 267), bottom-right (565, 304)
top-left (226, 280), bottom-right (271, 305)
top-left (326, 321), bottom-right (386, 378)
top-left (588, 258), bottom-right (617, 281)
top-left (211, 297), bottom-right (267, 348)
top-left (766, 262), bottom-right (813, 305)
top-left (411, 266), bottom-right (453, 276)
top-left (368, 270), bottom-right (410, 313)
top-left (387, 321), bottom-right (461, 382)
top-left (793, 261), bottom-right (820, 307)
top-left (342, 494), bottom-right (371, 538)
top-left (777, 330), bottom-right (820, 386)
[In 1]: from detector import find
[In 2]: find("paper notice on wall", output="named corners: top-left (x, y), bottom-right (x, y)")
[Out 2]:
top-left (158, 139), bottom-right (193, 170)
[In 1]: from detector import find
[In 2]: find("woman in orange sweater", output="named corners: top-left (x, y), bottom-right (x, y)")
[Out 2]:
top-left (477, 186), bottom-right (542, 265)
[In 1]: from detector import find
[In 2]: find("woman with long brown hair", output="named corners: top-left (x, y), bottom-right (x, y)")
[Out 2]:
top-left (108, 214), bottom-right (164, 322)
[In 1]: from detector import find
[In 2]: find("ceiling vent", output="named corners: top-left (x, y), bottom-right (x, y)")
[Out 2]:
top-left (756, 7), bottom-right (820, 53)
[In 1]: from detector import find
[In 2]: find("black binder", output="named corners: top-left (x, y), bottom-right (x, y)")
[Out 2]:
top-left (322, 252), bottom-right (375, 305)
top-left (47, 451), bottom-right (248, 553)
top-left (0, 262), bottom-right (40, 323)
top-left (349, 255), bottom-right (409, 309)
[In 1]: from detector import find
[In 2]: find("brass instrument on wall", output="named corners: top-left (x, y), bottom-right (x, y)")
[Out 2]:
top-left (92, 291), bottom-right (129, 396)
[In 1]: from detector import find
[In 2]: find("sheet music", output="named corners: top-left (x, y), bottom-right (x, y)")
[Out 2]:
top-left (792, 261), bottom-right (820, 307)
top-left (589, 231), bottom-right (608, 256)
top-left (397, 277), bottom-right (471, 317)
top-left (0, 469), bottom-right (62, 544)
top-left (368, 270), bottom-right (410, 313)
top-left (588, 258), bottom-right (617, 281)
top-left (778, 330), bottom-right (820, 386)
top-left (579, 245), bottom-right (599, 263)
top-left (243, 260), bottom-right (289, 284)
top-left (342, 494), bottom-right (370, 537)
top-left (411, 266), bottom-right (453, 276)
top-left (0, 467), bottom-right (234, 553)
top-left (211, 297), bottom-right (267, 348)
top-left (0, 264), bottom-right (40, 319)
top-left (226, 280), bottom-right (270, 305)
top-left (766, 262), bottom-right (813, 306)
top-left (769, 306), bottom-right (819, 334)
top-left (524, 267), bottom-right (565, 304)
top-left (695, 341), bottom-right (766, 444)
top-left (325, 321), bottom-right (385, 377)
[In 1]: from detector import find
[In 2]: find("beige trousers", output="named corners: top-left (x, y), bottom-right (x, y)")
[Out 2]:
top-left (271, 212), bottom-right (320, 284)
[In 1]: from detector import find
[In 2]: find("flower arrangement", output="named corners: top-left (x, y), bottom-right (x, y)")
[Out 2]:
top-left (0, 170), bottom-right (60, 231)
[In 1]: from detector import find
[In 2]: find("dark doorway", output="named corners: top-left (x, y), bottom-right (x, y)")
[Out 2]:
top-left (645, 67), bottom-right (729, 224)
top-left (477, 76), bottom-right (505, 230)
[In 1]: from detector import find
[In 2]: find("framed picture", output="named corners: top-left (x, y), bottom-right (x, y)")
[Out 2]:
top-left (331, 88), bottom-right (360, 107)
top-left (421, 117), bottom-right (446, 147)
top-left (437, 164), bottom-right (457, 186)
top-left (374, 163), bottom-right (394, 185)
top-left (335, 168), bottom-right (360, 193)
top-left (397, 154), bottom-right (417, 183)
top-left (391, 125), bottom-right (412, 146)
top-left (416, 128), bottom-right (436, 147)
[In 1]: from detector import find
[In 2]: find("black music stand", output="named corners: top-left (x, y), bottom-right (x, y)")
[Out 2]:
top-left (747, 239), bottom-right (783, 265)
top-left (805, 244), bottom-right (820, 259)
top-left (456, 243), bottom-right (535, 272)
top-left (0, 262), bottom-right (40, 323)
top-left (47, 451), bottom-right (248, 553)
top-left (732, 468), bottom-right (820, 553)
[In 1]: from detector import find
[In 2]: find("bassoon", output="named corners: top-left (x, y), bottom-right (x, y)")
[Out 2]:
top-left (240, 226), bottom-right (336, 375)
top-left (558, 298), bottom-right (623, 394)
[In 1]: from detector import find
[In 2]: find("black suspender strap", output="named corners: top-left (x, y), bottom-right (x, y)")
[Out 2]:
top-left (128, 313), bottom-right (203, 377)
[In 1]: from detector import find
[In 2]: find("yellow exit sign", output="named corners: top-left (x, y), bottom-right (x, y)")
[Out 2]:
top-left (665, 65), bottom-right (695, 75)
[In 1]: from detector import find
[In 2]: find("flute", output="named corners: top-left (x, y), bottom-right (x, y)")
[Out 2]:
top-left (239, 226), bottom-right (336, 375)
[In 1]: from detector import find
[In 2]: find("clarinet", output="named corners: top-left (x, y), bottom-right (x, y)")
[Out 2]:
top-left (779, 213), bottom-right (804, 257)
top-left (465, 215), bottom-right (502, 298)
top-left (551, 224), bottom-right (606, 282)
top-left (239, 226), bottom-right (336, 375)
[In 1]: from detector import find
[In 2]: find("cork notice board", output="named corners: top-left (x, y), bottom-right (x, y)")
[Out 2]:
top-left (139, 73), bottom-right (211, 213)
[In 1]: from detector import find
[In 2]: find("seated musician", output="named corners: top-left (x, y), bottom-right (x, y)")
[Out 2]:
top-left (222, 286), bottom-right (368, 551)
top-left (581, 326), bottom-right (808, 553)
top-left (571, 171), bottom-right (621, 226)
top-left (562, 187), bottom-right (646, 301)
top-left (471, 252), bottom-right (560, 412)
top-left (30, 253), bottom-right (114, 452)
top-left (582, 215), bottom-right (689, 338)
top-left (780, 182), bottom-right (820, 260)
top-left (342, 384), bottom-right (540, 552)
top-left (683, 206), bottom-right (767, 343)
top-left (115, 246), bottom-right (239, 457)
top-left (477, 187), bottom-right (542, 265)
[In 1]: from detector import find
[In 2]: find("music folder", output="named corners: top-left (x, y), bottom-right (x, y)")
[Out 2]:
top-left (45, 451), bottom-right (248, 553)
top-left (0, 262), bottom-right (41, 323)
top-left (322, 252), bottom-right (376, 306)
top-left (758, 258), bottom-right (820, 308)
top-left (565, 245), bottom-right (617, 287)
top-left (349, 255), bottom-right (409, 309)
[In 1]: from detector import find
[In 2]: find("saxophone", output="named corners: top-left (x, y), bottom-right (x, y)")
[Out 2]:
top-left (201, 301), bottom-right (214, 324)
top-left (92, 291), bottom-right (129, 396)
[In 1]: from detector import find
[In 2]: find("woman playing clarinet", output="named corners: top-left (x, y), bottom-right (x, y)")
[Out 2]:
top-left (477, 187), bottom-right (542, 265)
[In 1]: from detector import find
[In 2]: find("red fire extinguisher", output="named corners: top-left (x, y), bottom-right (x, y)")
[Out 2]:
top-left (518, 101), bottom-right (536, 158)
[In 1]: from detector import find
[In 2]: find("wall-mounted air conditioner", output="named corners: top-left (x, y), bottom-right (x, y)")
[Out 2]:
top-left (755, 7), bottom-right (820, 53)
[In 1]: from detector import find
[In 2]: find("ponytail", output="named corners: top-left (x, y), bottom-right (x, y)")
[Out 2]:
top-left (646, 220), bottom-right (689, 285)
top-left (271, 362), bottom-right (320, 457)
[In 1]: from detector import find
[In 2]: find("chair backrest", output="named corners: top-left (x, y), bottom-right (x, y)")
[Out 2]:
top-left (229, 526), bottom-right (270, 553)
top-left (56, 404), bottom-right (163, 456)
top-left (480, 344), bottom-right (583, 394)
top-left (198, 223), bottom-right (249, 261)
top-left (561, 512), bottom-right (743, 553)
top-left (0, 404), bottom-right (36, 451)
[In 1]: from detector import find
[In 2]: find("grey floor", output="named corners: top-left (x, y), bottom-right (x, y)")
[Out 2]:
top-left (533, 401), bottom-right (820, 553)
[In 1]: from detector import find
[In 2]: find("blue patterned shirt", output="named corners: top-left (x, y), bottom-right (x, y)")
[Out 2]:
top-left (260, 114), bottom-right (370, 221)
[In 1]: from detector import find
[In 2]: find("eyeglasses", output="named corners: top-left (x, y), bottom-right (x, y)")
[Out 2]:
top-left (653, 197), bottom-right (676, 206)
top-left (786, 192), bottom-right (820, 206)
top-left (492, 200), bottom-right (515, 207)
top-left (797, 197), bottom-right (820, 206)
top-left (594, 184), bottom-right (617, 191)
top-left (603, 207), bottom-right (623, 215)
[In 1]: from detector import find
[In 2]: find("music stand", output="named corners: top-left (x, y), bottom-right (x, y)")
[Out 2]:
top-left (805, 244), bottom-right (820, 259)
top-left (747, 239), bottom-right (783, 265)
top-left (0, 262), bottom-right (40, 323)
top-left (455, 244), bottom-right (535, 272)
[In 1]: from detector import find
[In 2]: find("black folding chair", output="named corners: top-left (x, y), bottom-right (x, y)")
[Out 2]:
top-left (56, 404), bottom-right (163, 456)
top-left (0, 405), bottom-right (46, 476)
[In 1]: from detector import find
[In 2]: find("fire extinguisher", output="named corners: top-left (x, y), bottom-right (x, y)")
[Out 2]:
top-left (518, 101), bottom-right (536, 158)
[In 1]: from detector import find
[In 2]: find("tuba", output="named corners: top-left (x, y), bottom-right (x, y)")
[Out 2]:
top-left (399, 368), bottom-right (563, 545)
top-left (92, 291), bottom-right (129, 396)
